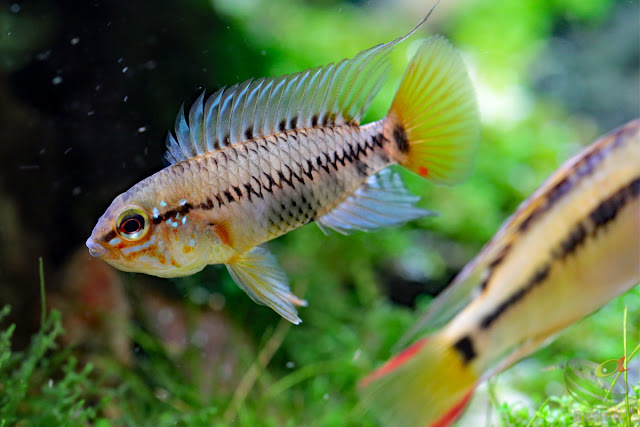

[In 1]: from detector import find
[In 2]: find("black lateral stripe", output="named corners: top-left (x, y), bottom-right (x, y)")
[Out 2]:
top-left (480, 264), bottom-right (550, 329)
top-left (453, 335), bottom-right (477, 364)
top-left (479, 176), bottom-right (640, 330)
top-left (517, 129), bottom-right (626, 233)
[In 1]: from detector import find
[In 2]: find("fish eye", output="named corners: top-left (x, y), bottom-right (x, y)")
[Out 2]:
top-left (116, 207), bottom-right (149, 241)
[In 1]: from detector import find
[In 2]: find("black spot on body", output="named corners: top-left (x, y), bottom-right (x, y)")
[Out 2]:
top-left (354, 158), bottom-right (368, 177)
top-left (224, 190), bottom-right (234, 203)
top-left (392, 125), bottom-right (409, 153)
top-left (454, 336), bottom-right (477, 364)
top-left (233, 186), bottom-right (243, 198)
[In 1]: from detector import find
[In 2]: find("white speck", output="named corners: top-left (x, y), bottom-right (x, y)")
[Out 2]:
top-left (352, 349), bottom-right (361, 361)
top-left (10, 4), bottom-right (20, 13)
top-left (109, 237), bottom-right (122, 246)
top-left (36, 50), bottom-right (52, 61)
top-left (87, 110), bottom-right (95, 116)
top-left (323, 393), bottom-right (329, 400)
top-left (138, 126), bottom-right (147, 133)
top-left (181, 216), bottom-right (187, 224)
top-left (52, 76), bottom-right (63, 85)
top-left (72, 186), bottom-right (82, 196)
top-left (7, 32), bottom-right (11, 36)
top-left (95, 84), bottom-right (101, 91)
top-left (171, 221), bottom-right (178, 228)
top-left (123, 96), bottom-right (128, 102)
top-left (70, 37), bottom-right (80, 45)
top-left (117, 57), bottom-right (124, 63)
top-left (122, 66), bottom-right (128, 73)
top-left (152, 207), bottom-right (159, 218)
top-left (286, 361), bottom-right (295, 369)
top-left (188, 238), bottom-right (195, 247)
top-left (160, 200), bottom-right (167, 207)
top-left (175, 212), bottom-right (180, 219)
top-left (48, 379), bottom-right (53, 388)
top-left (63, 147), bottom-right (72, 155)
top-left (179, 199), bottom-right (187, 206)
top-left (260, 50), bottom-right (266, 56)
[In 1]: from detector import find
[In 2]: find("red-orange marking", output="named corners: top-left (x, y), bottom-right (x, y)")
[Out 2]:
top-left (418, 166), bottom-right (429, 177)
top-left (429, 388), bottom-right (474, 427)
top-left (214, 222), bottom-right (233, 247)
top-left (182, 245), bottom-right (194, 254)
top-left (360, 338), bottom-right (428, 387)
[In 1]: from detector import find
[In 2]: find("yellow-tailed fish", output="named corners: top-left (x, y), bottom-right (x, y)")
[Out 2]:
top-left (360, 118), bottom-right (640, 426)
top-left (86, 5), bottom-right (480, 324)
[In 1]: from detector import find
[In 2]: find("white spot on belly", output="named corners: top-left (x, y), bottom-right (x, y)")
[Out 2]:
top-left (182, 216), bottom-right (187, 224)
top-left (179, 199), bottom-right (188, 206)
top-left (160, 200), bottom-right (167, 207)
top-left (153, 207), bottom-right (159, 218)
top-left (188, 238), bottom-right (195, 247)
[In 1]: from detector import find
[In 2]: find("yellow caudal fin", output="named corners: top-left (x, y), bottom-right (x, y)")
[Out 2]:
top-left (360, 335), bottom-right (478, 427)
top-left (385, 36), bottom-right (480, 184)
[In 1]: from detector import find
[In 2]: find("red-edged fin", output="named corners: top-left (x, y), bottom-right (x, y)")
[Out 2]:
top-left (430, 389), bottom-right (474, 427)
top-left (361, 337), bottom-right (429, 387)
top-left (360, 334), bottom-right (478, 427)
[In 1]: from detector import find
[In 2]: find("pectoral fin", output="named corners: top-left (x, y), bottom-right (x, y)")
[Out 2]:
top-left (317, 168), bottom-right (434, 235)
top-left (226, 247), bottom-right (307, 324)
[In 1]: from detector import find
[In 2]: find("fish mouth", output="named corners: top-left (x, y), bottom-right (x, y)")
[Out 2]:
top-left (86, 237), bottom-right (108, 258)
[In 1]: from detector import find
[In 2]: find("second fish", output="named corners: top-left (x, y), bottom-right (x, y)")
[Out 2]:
top-left (86, 9), bottom-right (480, 324)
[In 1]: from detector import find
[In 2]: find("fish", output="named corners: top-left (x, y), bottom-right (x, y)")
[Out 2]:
top-left (360, 118), bottom-right (640, 426)
top-left (86, 4), bottom-right (480, 324)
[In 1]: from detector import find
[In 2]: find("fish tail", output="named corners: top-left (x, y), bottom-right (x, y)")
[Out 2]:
top-left (385, 36), bottom-right (479, 184)
top-left (360, 334), bottom-right (478, 427)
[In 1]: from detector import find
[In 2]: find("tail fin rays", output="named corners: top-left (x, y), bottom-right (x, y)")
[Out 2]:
top-left (360, 334), bottom-right (478, 427)
top-left (386, 36), bottom-right (480, 185)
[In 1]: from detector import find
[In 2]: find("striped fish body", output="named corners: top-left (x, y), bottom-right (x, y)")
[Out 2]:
top-left (153, 121), bottom-right (390, 254)
top-left (87, 7), bottom-right (480, 324)
top-left (361, 119), bottom-right (640, 427)
top-left (444, 118), bottom-right (640, 373)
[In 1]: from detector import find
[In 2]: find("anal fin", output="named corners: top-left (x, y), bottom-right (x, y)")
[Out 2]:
top-left (226, 247), bottom-right (307, 324)
top-left (317, 168), bottom-right (434, 235)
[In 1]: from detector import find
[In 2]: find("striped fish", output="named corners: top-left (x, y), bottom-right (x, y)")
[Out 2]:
top-left (360, 119), bottom-right (640, 426)
top-left (86, 6), bottom-right (480, 324)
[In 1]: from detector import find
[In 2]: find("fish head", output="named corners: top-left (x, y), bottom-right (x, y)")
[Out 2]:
top-left (86, 190), bottom-right (216, 278)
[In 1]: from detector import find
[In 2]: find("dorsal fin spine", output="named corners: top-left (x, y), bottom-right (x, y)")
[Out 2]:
top-left (230, 79), bottom-right (253, 144)
top-left (204, 87), bottom-right (224, 151)
top-left (217, 83), bottom-right (238, 147)
top-left (187, 91), bottom-right (205, 155)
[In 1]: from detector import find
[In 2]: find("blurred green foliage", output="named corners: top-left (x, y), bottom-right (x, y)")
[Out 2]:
top-left (1, 0), bottom-right (638, 425)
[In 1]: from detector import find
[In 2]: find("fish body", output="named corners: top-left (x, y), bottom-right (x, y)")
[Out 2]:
top-left (86, 6), bottom-right (480, 323)
top-left (361, 119), bottom-right (640, 426)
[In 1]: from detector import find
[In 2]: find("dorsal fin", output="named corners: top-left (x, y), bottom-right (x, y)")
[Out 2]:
top-left (164, 4), bottom-right (438, 165)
